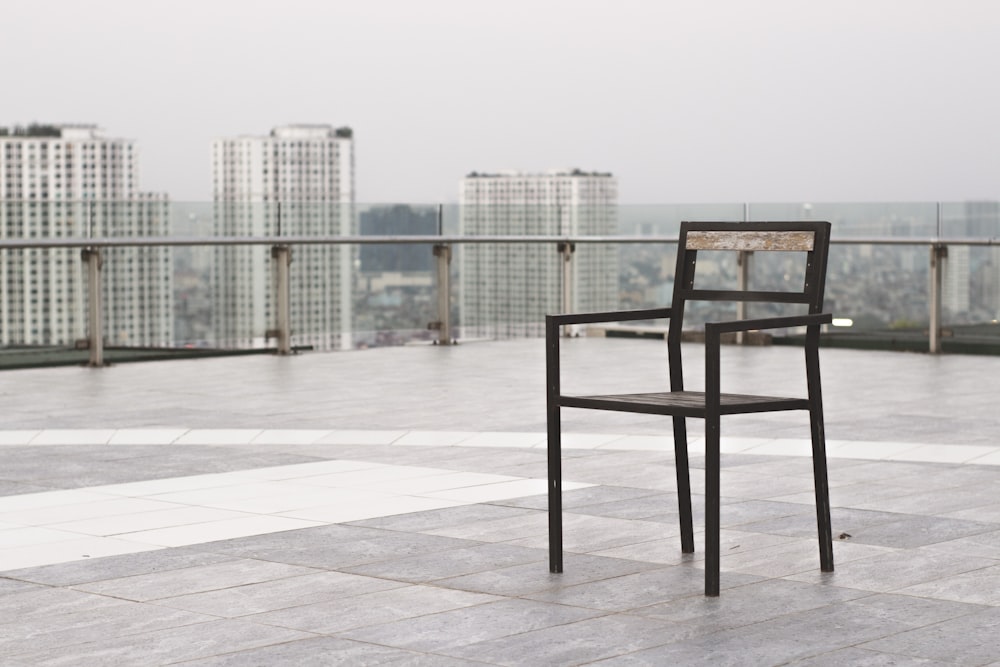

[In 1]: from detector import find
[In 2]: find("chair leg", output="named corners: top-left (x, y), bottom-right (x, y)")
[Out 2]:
top-left (810, 408), bottom-right (834, 573)
top-left (705, 415), bottom-right (721, 597)
top-left (547, 404), bottom-right (563, 574)
top-left (672, 416), bottom-right (695, 553)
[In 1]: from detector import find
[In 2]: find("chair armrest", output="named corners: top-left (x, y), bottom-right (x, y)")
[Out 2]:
top-left (546, 307), bottom-right (672, 327)
top-left (704, 312), bottom-right (832, 335)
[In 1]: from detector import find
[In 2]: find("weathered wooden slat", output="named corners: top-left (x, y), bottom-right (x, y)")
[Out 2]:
top-left (686, 231), bottom-right (815, 252)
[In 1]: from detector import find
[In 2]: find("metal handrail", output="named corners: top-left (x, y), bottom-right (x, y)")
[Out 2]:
top-left (3, 234), bottom-right (1000, 249)
top-left (1, 232), bottom-right (994, 359)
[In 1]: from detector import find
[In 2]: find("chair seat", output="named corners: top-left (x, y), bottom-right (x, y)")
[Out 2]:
top-left (561, 390), bottom-right (810, 417)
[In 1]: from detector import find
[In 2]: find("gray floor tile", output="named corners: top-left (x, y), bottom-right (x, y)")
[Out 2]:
top-left (589, 602), bottom-right (914, 666)
top-left (152, 636), bottom-right (444, 667)
top-left (524, 566), bottom-right (763, 611)
top-left (249, 584), bottom-right (501, 635)
top-left (439, 613), bottom-right (707, 666)
top-left (3, 548), bottom-right (238, 587)
top-left (859, 606), bottom-right (1000, 665)
top-left (785, 549), bottom-right (998, 593)
top-left (157, 570), bottom-right (407, 617)
top-left (0, 602), bottom-right (213, 658)
top-left (7, 618), bottom-right (312, 666)
top-left (72, 559), bottom-right (320, 602)
top-left (434, 553), bottom-right (661, 596)
top-left (343, 543), bottom-right (546, 583)
top-left (788, 647), bottom-right (951, 666)
top-left (631, 579), bottom-right (868, 628)
top-left (347, 503), bottom-right (537, 532)
top-left (336, 598), bottom-right (604, 652)
top-left (897, 565), bottom-right (1000, 606)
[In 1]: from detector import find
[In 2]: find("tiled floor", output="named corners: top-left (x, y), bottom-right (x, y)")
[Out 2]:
top-left (2, 339), bottom-right (1000, 665)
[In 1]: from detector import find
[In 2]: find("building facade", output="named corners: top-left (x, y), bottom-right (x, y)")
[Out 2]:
top-left (212, 124), bottom-right (355, 349)
top-left (0, 124), bottom-right (172, 347)
top-left (459, 169), bottom-right (619, 338)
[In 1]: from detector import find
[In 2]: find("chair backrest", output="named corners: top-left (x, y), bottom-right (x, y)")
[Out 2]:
top-left (669, 220), bottom-right (832, 332)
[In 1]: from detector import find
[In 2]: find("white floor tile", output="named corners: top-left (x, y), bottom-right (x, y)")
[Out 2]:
top-left (0, 538), bottom-right (161, 571)
top-left (234, 459), bottom-right (386, 480)
top-left (49, 507), bottom-right (255, 537)
top-left (886, 444), bottom-right (997, 464)
top-left (30, 429), bottom-right (116, 445)
top-left (313, 430), bottom-right (408, 445)
top-left (394, 431), bottom-right (479, 446)
top-left (457, 432), bottom-right (546, 448)
top-left (0, 526), bottom-right (89, 548)
top-left (279, 496), bottom-right (466, 523)
top-left (250, 429), bottom-right (333, 445)
top-left (0, 489), bottom-right (118, 513)
top-left (0, 497), bottom-right (183, 527)
top-left (0, 430), bottom-right (41, 446)
top-left (174, 429), bottom-right (263, 445)
top-left (108, 429), bottom-right (189, 445)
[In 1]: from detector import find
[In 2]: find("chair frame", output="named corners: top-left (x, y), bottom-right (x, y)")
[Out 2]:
top-left (546, 220), bottom-right (835, 596)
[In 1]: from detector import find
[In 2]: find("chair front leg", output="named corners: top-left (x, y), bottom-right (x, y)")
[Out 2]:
top-left (672, 416), bottom-right (695, 554)
top-left (547, 406), bottom-right (563, 573)
top-left (705, 413), bottom-right (721, 597)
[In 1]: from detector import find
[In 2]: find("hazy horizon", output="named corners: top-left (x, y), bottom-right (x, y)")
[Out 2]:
top-left (4, 0), bottom-right (1000, 204)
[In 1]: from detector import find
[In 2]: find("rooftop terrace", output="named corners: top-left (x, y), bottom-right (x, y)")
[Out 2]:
top-left (2, 339), bottom-right (1000, 664)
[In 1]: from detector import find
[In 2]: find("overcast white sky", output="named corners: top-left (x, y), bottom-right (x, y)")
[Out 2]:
top-left (4, 0), bottom-right (999, 203)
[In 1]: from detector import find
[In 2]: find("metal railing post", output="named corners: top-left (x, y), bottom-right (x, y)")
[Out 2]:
top-left (930, 243), bottom-right (946, 354)
top-left (736, 250), bottom-right (752, 343)
top-left (558, 241), bottom-right (575, 336)
top-left (271, 244), bottom-right (292, 354)
top-left (431, 243), bottom-right (453, 344)
top-left (81, 247), bottom-right (103, 367)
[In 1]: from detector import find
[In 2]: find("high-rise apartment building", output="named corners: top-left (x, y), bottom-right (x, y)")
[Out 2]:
top-left (212, 124), bottom-right (355, 349)
top-left (0, 124), bottom-right (172, 347)
top-left (459, 169), bottom-right (619, 337)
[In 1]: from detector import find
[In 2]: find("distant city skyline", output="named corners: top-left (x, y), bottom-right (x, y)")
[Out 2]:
top-left (4, 1), bottom-right (1000, 204)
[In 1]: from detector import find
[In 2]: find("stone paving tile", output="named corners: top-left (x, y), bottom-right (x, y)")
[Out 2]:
top-left (592, 528), bottom-right (800, 565)
top-left (71, 559), bottom-right (320, 602)
top-left (0, 587), bottom-right (125, 625)
top-left (896, 564), bottom-right (1000, 606)
top-left (787, 647), bottom-right (952, 665)
top-left (248, 584), bottom-right (502, 635)
top-left (587, 601), bottom-right (917, 666)
top-left (336, 598), bottom-right (604, 653)
top-left (342, 543), bottom-right (547, 584)
top-left (843, 515), bottom-right (998, 549)
top-left (2, 547), bottom-right (240, 587)
top-left (504, 513), bottom-right (680, 554)
top-left (858, 606), bottom-right (1000, 665)
top-left (524, 565), bottom-right (763, 611)
top-left (489, 485), bottom-right (660, 511)
top-left (920, 529), bottom-right (1000, 560)
top-left (198, 524), bottom-right (480, 570)
top-left (630, 578), bottom-right (868, 629)
top-left (0, 601), bottom-right (213, 658)
top-left (156, 570), bottom-right (407, 617)
top-left (5, 618), bottom-right (313, 667)
top-left (171, 636), bottom-right (470, 666)
top-left (438, 613), bottom-right (707, 666)
top-left (434, 553), bottom-right (661, 597)
top-left (347, 503), bottom-right (537, 532)
top-left (785, 549), bottom-right (998, 593)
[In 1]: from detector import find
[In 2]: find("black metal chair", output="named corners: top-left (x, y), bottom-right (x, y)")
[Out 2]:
top-left (545, 220), bottom-right (834, 596)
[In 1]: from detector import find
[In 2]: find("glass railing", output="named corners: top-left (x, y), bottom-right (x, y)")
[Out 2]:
top-left (3, 200), bottom-right (1000, 367)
